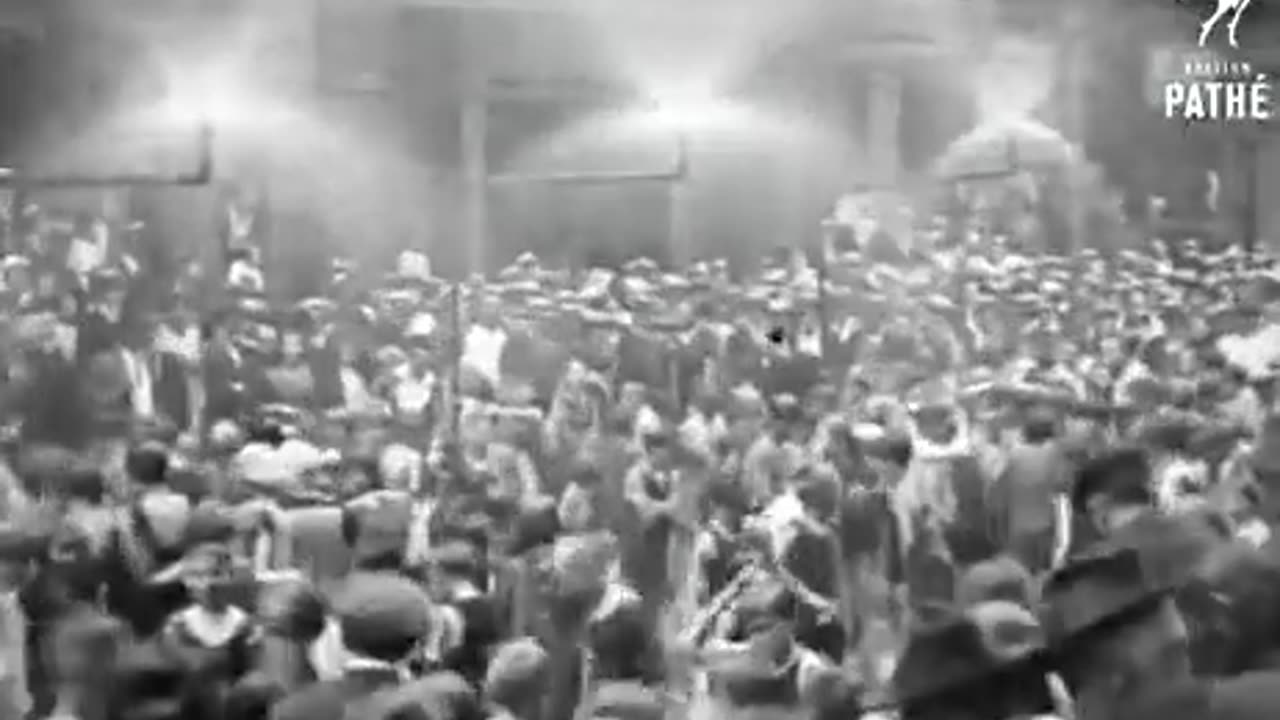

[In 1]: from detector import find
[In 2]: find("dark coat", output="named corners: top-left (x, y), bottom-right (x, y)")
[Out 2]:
top-left (152, 351), bottom-right (192, 430)
top-left (20, 349), bottom-right (92, 449)
top-left (202, 344), bottom-right (244, 425)
top-left (1126, 671), bottom-right (1280, 720)
top-left (75, 308), bottom-right (118, 365)
top-left (272, 667), bottom-right (403, 720)
top-left (616, 330), bottom-right (670, 392)
top-left (440, 594), bottom-right (501, 687)
top-left (309, 343), bottom-right (345, 411)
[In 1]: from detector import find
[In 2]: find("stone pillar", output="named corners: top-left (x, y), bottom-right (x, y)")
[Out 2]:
top-left (253, 0), bottom-right (315, 301)
top-left (667, 180), bottom-right (689, 266)
top-left (667, 134), bottom-right (691, 266)
top-left (866, 68), bottom-right (903, 186)
top-left (460, 14), bottom-right (489, 276)
top-left (1253, 136), bottom-right (1280, 252)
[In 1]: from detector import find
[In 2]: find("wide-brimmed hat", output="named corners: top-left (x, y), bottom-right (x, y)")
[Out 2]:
top-left (1040, 544), bottom-right (1172, 646)
top-left (1101, 509), bottom-right (1229, 591)
top-left (877, 601), bottom-right (1048, 711)
top-left (1069, 446), bottom-right (1152, 515)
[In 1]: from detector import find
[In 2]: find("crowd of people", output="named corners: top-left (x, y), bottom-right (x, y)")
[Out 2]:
top-left (1, 188), bottom-right (1280, 720)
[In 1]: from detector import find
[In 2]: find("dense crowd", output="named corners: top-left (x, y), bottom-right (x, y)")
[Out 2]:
top-left (2, 191), bottom-right (1280, 720)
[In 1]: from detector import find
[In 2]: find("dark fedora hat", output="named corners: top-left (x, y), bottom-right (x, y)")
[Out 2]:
top-left (1102, 510), bottom-right (1230, 590)
top-left (1040, 544), bottom-right (1172, 646)
top-left (857, 600), bottom-right (1049, 716)
top-left (1070, 446), bottom-right (1152, 515)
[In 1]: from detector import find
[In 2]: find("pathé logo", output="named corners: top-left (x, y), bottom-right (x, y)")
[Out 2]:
top-left (1197, 0), bottom-right (1254, 48)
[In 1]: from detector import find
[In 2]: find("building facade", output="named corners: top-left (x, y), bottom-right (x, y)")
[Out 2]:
top-left (8, 0), bottom-right (994, 284)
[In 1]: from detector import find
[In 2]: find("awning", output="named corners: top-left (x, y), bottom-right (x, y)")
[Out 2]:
top-left (934, 117), bottom-right (1080, 180)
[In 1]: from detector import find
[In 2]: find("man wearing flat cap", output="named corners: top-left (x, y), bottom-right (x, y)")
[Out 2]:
top-left (483, 637), bottom-right (548, 720)
top-left (273, 572), bottom-right (431, 720)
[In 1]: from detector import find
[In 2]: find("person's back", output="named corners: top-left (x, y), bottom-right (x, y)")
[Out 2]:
top-left (995, 424), bottom-right (1070, 572)
top-left (21, 348), bottom-right (91, 449)
top-left (273, 665), bottom-right (405, 720)
top-left (1124, 669), bottom-right (1280, 720)
top-left (1000, 442), bottom-right (1066, 531)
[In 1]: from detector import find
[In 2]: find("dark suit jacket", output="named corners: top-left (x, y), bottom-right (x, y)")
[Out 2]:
top-left (20, 349), bottom-right (92, 449)
top-left (202, 344), bottom-right (244, 424)
top-left (1126, 671), bottom-right (1280, 720)
top-left (272, 667), bottom-right (403, 720)
top-left (152, 350), bottom-right (191, 430)
top-left (76, 308), bottom-right (118, 366)
top-left (310, 343), bottom-right (345, 410)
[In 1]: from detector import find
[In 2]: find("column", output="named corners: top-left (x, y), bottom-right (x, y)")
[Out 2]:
top-left (1062, 0), bottom-right (1092, 255)
top-left (667, 135), bottom-right (691, 266)
top-left (866, 68), bottom-right (903, 186)
top-left (253, 0), bottom-right (314, 300)
top-left (460, 13), bottom-right (489, 276)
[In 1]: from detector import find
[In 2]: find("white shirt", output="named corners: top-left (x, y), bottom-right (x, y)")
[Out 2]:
top-left (633, 405), bottom-right (662, 444)
top-left (123, 348), bottom-right (155, 420)
top-left (1112, 360), bottom-right (1151, 405)
top-left (309, 618), bottom-right (346, 681)
top-left (227, 260), bottom-right (264, 293)
top-left (680, 411), bottom-right (726, 456)
top-left (66, 233), bottom-right (107, 275)
top-left (758, 492), bottom-right (806, 559)
top-left (169, 605), bottom-right (250, 649)
top-left (340, 367), bottom-right (379, 414)
top-left (0, 590), bottom-right (28, 717)
top-left (393, 365), bottom-right (436, 416)
top-left (463, 325), bottom-right (507, 386)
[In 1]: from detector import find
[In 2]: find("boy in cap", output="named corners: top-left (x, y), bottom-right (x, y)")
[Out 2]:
top-left (483, 637), bottom-right (548, 720)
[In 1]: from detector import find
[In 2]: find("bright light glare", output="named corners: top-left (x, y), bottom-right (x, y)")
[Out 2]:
top-left (149, 56), bottom-right (282, 131)
top-left (639, 97), bottom-right (753, 132)
top-left (976, 37), bottom-right (1053, 122)
top-left (158, 83), bottom-right (276, 130)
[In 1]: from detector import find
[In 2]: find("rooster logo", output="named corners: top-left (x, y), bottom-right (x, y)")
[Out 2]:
top-left (1198, 0), bottom-right (1254, 48)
